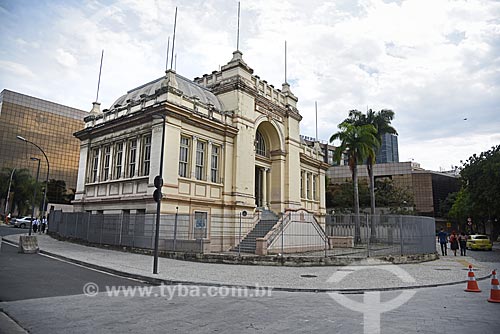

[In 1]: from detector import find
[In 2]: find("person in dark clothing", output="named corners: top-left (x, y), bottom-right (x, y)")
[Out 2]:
top-left (449, 230), bottom-right (459, 256)
top-left (437, 228), bottom-right (448, 256)
top-left (458, 232), bottom-right (468, 256)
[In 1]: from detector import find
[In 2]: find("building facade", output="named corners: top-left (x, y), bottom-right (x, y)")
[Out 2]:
top-left (0, 89), bottom-right (87, 214)
top-left (73, 51), bottom-right (328, 251)
top-left (327, 161), bottom-right (459, 217)
top-left (376, 133), bottom-right (399, 164)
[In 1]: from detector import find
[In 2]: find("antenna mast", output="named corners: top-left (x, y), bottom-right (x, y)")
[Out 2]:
top-left (95, 49), bottom-right (104, 102)
top-left (165, 36), bottom-right (170, 72)
top-left (236, 1), bottom-right (240, 50)
top-left (170, 7), bottom-right (178, 70)
top-left (315, 101), bottom-right (318, 142)
top-left (284, 40), bottom-right (287, 84)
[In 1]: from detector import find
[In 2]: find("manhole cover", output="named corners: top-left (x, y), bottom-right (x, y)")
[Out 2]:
top-left (301, 274), bottom-right (318, 278)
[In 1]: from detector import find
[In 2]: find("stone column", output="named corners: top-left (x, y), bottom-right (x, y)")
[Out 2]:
top-left (261, 168), bottom-right (267, 208)
top-left (263, 168), bottom-right (270, 208)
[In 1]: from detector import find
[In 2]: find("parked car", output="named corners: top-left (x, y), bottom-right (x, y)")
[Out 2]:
top-left (13, 216), bottom-right (34, 229)
top-left (466, 235), bottom-right (493, 251)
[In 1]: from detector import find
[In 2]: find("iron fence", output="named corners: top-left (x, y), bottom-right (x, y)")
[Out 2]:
top-left (48, 210), bottom-right (435, 257)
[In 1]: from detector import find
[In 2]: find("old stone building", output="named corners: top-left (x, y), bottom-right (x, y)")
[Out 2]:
top-left (73, 50), bottom-right (328, 252)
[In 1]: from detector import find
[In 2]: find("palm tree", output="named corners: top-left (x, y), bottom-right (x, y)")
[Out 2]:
top-left (345, 109), bottom-right (397, 241)
top-left (330, 122), bottom-right (379, 243)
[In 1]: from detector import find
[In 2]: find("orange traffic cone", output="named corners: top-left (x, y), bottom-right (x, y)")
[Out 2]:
top-left (487, 270), bottom-right (500, 303)
top-left (465, 265), bottom-right (481, 292)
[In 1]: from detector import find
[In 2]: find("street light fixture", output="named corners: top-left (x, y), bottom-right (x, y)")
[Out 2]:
top-left (151, 113), bottom-right (166, 274)
top-left (17, 136), bottom-right (50, 220)
top-left (29, 157), bottom-right (41, 236)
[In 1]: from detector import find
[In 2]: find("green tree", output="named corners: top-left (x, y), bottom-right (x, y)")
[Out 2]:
top-left (451, 145), bottom-right (500, 239)
top-left (344, 109), bottom-right (397, 214)
top-left (326, 179), bottom-right (414, 214)
top-left (46, 179), bottom-right (74, 204)
top-left (0, 168), bottom-right (42, 216)
top-left (327, 180), bottom-right (370, 213)
top-left (344, 109), bottom-right (397, 241)
top-left (330, 122), bottom-right (379, 243)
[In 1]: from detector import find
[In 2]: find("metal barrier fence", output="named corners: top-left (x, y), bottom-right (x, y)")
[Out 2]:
top-left (48, 210), bottom-right (435, 257)
top-left (325, 214), bottom-right (436, 257)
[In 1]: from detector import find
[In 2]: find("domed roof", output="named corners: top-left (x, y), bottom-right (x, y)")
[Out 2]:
top-left (110, 72), bottom-right (223, 111)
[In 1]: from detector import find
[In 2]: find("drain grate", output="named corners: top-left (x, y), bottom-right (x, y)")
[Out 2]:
top-left (434, 268), bottom-right (452, 271)
top-left (301, 274), bottom-right (318, 278)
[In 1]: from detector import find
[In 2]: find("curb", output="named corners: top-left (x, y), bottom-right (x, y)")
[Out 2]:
top-left (47, 233), bottom-right (440, 266)
top-left (1, 238), bottom-right (493, 293)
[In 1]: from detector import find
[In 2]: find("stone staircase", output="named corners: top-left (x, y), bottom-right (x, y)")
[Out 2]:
top-left (234, 210), bottom-right (279, 254)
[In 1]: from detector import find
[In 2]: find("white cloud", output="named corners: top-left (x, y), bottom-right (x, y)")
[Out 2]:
top-left (0, 0), bottom-right (499, 171)
top-left (55, 49), bottom-right (78, 68)
top-left (0, 60), bottom-right (36, 79)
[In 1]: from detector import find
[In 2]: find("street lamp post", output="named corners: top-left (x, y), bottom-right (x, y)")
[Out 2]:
top-left (29, 157), bottom-right (41, 236)
top-left (152, 113), bottom-right (166, 274)
top-left (4, 168), bottom-right (15, 215)
top-left (16, 136), bottom-right (50, 220)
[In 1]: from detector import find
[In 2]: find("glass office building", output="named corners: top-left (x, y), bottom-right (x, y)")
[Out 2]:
top-left (376, 133), bottom-right (399, 164)
top-left (0, 89), bottom-right (87, 197)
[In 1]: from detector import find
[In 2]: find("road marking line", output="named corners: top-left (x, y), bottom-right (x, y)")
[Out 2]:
top-left (1, 241), bottom-right (150, 285)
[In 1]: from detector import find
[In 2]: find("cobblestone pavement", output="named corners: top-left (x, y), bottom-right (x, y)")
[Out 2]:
top-left (3, 233), bottom-right (499, 291)
top-left (1, 284), bottom-right (498, 334)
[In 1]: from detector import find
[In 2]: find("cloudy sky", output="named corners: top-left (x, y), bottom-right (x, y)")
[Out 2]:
top-left (1, 0), bottom-right (499, 171)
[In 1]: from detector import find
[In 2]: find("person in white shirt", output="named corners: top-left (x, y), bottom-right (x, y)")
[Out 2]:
top-left (32, 218), bottom-right (39, 233)
top-left (41, 216), bottom-right (47, 233)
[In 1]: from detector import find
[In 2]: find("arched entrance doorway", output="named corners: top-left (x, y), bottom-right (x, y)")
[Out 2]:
top-left (254, 121), bottom-right (282, 210)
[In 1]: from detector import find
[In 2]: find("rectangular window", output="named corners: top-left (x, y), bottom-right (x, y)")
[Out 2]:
top-left (179, 136), bottom-right (190, 177)
top-left (313, 175), bottom-right (317, 201)
top-left (114, 142), bottom-right (123, 179)
top-left (195, 141), bottom-right (206, 180)
top-left (211, 145), bottom-right (220, 183)
top-left (102, 146), bottom-right (111, 181)
top-left (300, 171), bottom-right (304, 198)
top-left (328, 150), bottom-right (334, 165)
top-left (128, 139), bottom-right (137, 178)
top-left (194, 211), bottom-right (207, 239)
top-left (306, 173), bottom-right (311, 200)
top-left (142, 135), bottom-right (151, 176)
top-left (91, 148), bottom-right (99, 182)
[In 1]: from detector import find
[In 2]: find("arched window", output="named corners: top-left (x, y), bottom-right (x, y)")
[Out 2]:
top-left (255, 130), bottom-right (267, 157)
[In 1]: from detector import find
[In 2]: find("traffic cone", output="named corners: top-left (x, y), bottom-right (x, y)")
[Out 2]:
top-left (465, 265), bottom-right (481, 292)
top-left (487, 270), bottom-right (500, 303)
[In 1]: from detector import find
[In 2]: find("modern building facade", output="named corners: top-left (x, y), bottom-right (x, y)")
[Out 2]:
top-left (0, 89), bottom-right (87, 213)
top-left (376, 133), bottom-right (399, 164)
top-left (327, 161), bottom-right (460, 217)
top-left (73, 51), bottom-right (329, 251)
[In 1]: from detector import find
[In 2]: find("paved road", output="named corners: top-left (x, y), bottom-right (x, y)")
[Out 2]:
top-left (0, 281), bottom-right (498, 333)
top-left (0, 225), bottom-right (26, 237)
top-left (0, 243), bottom-right (149, 301)
top-left (1, 226), bottom-right (498, 333)
top-left (466, 243), bottom-right (500, 263)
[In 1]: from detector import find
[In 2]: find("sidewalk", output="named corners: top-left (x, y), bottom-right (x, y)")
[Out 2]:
top-left (2, 233), bottom-right (498, 292)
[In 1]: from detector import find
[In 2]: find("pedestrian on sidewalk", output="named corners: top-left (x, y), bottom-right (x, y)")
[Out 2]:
top-left (450, 230), bottom-right (459, 256)
top-left (437, 228), bottom-right (448, 256)
top-left (41, 216), bottom-right (47, 233)
top-left (458, 232), bottom-right (467, 256)
top-left (32, 217), bottom-right (39, 233)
